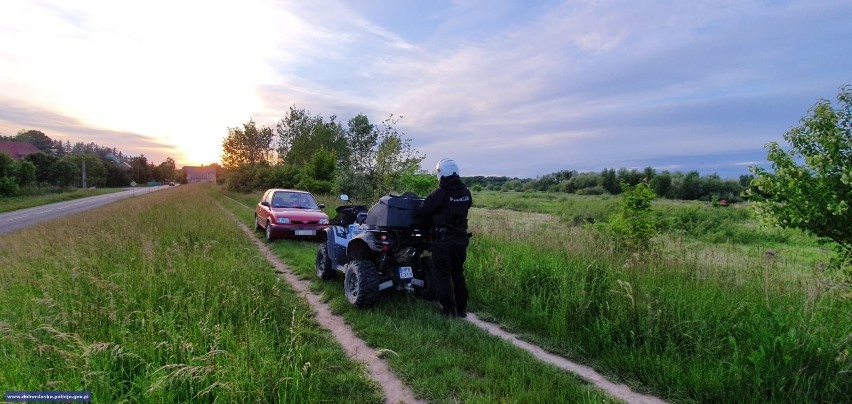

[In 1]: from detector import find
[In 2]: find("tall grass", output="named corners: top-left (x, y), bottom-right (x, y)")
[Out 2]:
top-left (221, 188), bottom-right (851, 402)
top-left (0, 184), bottom-right (382, 403)
top-left (465, 203), bottom-right (851, 403)
top-left (216, 189), bottom-right (615, 403)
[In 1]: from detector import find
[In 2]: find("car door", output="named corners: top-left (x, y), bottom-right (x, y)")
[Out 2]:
top-left (258, 190), bottom-right (272, 226)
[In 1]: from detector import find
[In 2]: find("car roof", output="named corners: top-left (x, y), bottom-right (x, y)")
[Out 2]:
top-left (267, 189), bottom-right (311, 194)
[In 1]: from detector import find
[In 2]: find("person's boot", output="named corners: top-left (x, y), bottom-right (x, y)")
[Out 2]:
top-left (440, 305), bottom-right (456, 317)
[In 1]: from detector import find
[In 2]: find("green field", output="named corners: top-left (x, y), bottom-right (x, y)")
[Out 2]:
top-left (227, 189), bottom-right (851, 403)
top-left (2, 185), bottom-right (848, 403)
top-left (465, 191), bottom-right (850, 403)
top-left (0, 185), bottom-right (383, 403)
top-left (1, 184), bottom-right (610, 403)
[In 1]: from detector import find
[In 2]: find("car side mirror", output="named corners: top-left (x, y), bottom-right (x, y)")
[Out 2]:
top-left (318, 204), bottom-right (325, 209)
top-left (260, 201), bottom-right (270, 207)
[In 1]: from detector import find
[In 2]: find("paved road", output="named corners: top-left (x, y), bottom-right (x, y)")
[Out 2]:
top-left (0, 186), bottom-right (170, 235)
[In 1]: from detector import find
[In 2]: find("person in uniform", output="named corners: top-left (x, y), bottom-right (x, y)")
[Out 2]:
top-left (418, 158), bottom-right (473, 317)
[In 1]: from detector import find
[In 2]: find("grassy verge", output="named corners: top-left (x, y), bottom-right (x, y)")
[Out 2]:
top-left (0, 184), bottom-right (382, 403)
top-left (467, 195), bottom-right (850, 403)
top-left (0, 187), bottom-right (127, 213)
top-left (220, 188), bottom-right (851, 402)
top-left (217, 189), bottom-right (615, 403)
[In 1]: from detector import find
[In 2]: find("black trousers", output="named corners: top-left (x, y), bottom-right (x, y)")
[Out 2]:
top-left (431, 236), bottom-right (469, 312)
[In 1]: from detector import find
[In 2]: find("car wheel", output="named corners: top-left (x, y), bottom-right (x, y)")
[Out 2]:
top-left (254, 215), bottom-right (262, 231)
top-left (316, 242), bottom-right (336, 280)
top-left (265, 221), bottom-right (275, 241)
top-left (343, 260), bottom-right (380, 308)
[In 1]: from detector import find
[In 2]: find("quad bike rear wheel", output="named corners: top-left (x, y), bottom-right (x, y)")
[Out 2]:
top-left (344, 259), bottom-right (380, 308)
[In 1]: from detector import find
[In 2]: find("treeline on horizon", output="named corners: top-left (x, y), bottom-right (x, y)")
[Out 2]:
top-left (4, 125), bottom-right (753, 204)
top-left (0, 129), bottom-right (182, 196)
top-left (463, 167), bottom-right (753, 203)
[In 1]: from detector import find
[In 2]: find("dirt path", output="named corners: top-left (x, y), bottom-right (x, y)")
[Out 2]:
top-left (225, 199), bottom-right (666, 403)
top-left (466, 314), bottom-right (667, 404)
top-left (236, 223), bottom-right (424, 404)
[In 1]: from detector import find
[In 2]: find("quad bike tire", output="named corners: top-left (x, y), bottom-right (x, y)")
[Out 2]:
top-left (415, 256), bottom-right (438, 301)
top-left (344, 259), bottom-right (380, 308)
top-left (315, 242), bottom-right (336, 280)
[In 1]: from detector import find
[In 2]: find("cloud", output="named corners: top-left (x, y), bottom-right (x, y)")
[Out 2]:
top-left (0, 100), bottom-right (177, 160)
top-left (1, 0), bottom-right (849, 177)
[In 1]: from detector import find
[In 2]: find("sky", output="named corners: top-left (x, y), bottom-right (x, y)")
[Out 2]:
top-left (1, 0), bottom-right (850, 179)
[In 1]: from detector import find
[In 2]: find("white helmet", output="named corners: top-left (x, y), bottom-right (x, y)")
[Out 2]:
top-left (436, 158), bottom-right (460, 180)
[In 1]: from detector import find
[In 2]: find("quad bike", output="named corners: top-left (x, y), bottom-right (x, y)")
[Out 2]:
top-left (316, 193), bottom-right (437, 308)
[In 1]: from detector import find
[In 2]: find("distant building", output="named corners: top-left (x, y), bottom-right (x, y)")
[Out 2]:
top-left (104, 153), bottom-right (132, 170)
top-left (0, 140), bottom-right (40, 160)
top-left (182, 166), bottom-right (217, 183)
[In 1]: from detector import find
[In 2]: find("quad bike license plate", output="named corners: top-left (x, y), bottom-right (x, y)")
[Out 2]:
top-left (398, 266), bottom-right (413, 279)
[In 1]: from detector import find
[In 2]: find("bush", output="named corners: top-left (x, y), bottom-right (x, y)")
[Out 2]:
top-left (601, 182), bottom-right (658, 250)
top-left (0, 176), bottom-right (19, 196)
top-left (576, 185), bottom-right (607, 196)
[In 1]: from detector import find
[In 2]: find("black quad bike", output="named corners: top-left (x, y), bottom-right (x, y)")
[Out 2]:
top-left (315, 194), bottom-right (437, 308)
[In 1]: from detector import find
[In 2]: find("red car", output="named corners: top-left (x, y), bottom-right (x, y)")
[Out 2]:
top-left (254, 189), bottom-right (329, 241)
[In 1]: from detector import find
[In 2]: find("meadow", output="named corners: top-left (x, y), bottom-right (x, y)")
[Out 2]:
top-left (1, 185), bottom-right (610, 403)
top-left (226, 188), bottom-right (850, 403)
top-left (458, 191), bottom-right (850, 402)
top-left (2, 184), bottom-right (847, 403)
top-left (0, 185), bottom-right (384, 403)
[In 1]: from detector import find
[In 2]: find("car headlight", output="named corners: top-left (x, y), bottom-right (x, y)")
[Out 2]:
top-left (319, 218), bottom-right (328, 225)
top-left (276, 217), bottom-right (291, 224)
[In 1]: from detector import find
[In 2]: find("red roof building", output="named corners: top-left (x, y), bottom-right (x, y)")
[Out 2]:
top-left (182, 166), bottom-right (217, 183)
top-left (0, 141), bottom-right (40, 160)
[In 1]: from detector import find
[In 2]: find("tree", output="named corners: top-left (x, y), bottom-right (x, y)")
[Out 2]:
top-left (50, 158), bottom-right (80, 188)
top-left (398, 171), bottom-right (436, 197)
top-left (67, 154), bottom-right (107, 187)
top-left (276, 107), bottom-right (348, 168)
top-left (153, 157), bottom-right (177, 181)
top-left (749, 85), bottom-right (852, 271)
top-left (23, 152), bottom-right (58, 186)
top-left (15, 160), bottom-right (36, 188)
top-left (297, 147), bottom-right (337, 194)
top-left (601, 168), bottom-right (619, 194)
top-left (129, 155), bottom-right (153, 183)
top-left (337, 114), bottom-right (423, 200)
top-left (650, 171), bottom-right (672, 197)
top-left (0, 152), bottom-right (18, 196)
top-left (16, 129), bottom-right (53, 153)
top-left (222, 119), bottom-right (274, 169)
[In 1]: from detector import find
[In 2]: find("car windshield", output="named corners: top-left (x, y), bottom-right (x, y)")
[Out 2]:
top-left (271, 192), bottom-right (319, 209)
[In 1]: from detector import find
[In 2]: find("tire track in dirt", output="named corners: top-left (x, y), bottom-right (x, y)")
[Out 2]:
top-left (466, 314), bottom-right (666, 404)
top-left (231, 217), bottom-right (424, 403)
top-left (224, 198), bottom-right (666, 403)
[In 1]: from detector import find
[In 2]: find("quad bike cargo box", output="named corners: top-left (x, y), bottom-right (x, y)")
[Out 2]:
top-left (366, 195), bottom-right (426, 228)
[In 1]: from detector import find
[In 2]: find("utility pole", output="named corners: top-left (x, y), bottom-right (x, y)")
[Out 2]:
top-left (82, 159), bottom-right (87, 189)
